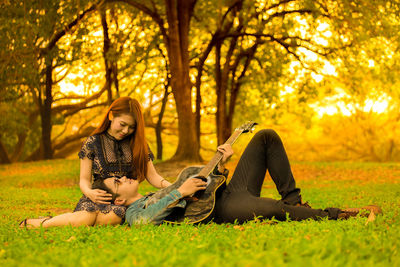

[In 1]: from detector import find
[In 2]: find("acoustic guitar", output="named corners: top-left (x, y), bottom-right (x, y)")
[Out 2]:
top-left (146, 121), bottom-right (257, 224)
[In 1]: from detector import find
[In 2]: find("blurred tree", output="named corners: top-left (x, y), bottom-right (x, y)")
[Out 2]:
top-left (113, 0), bottom-right (201, 161)
top-left (301, 29), bottom-right (400, 161)
top-left (1, 0), bottom-right (399, 164)
top-left (113, 0), bottom-right (400, 154)
top-left (0, 1), bottom-right (112, 162)
top-left (204, 0), bottom-right (400, 144)
top-left (0, 1), bottom-right (94, 161)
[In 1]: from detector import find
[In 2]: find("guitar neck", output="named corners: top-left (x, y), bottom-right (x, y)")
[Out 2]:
top-left (197, 130), bottom-right (243, 178)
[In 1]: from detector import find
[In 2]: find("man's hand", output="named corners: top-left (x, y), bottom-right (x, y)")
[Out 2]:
top-left (86, 189), bottom-right (112, 204)
top-left (217, 144), bottom-right (234, 171)
top-left (177, 177), bottom-right (207, 197)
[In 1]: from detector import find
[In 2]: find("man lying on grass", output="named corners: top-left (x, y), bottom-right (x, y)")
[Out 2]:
top-left (89, 129), bottom-right (383, 226)
top-left (21, 129), bottom-right (382, 228)
top-left (93, 173), bottom-right (381, 226)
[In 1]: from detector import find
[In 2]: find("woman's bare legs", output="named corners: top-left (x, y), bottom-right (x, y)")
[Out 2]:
top-left (95, 211), bottom-right (122, 225)
top-left (23, 211), bottom-right (97, 228)
top-left (23, 210), bottom-right (122, 228)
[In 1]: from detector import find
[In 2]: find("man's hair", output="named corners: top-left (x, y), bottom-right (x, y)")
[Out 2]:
top-left (92, 179), bottom-right (120, 203)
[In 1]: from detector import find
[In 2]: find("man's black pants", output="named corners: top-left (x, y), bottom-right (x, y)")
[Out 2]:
top-left (214, 129), bottom-right (341, 223)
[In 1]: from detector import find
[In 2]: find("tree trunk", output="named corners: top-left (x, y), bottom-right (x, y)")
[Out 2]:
top-left (195, 78), bottom-right (201, 146)
top-left (40, 57), bottom-right (54, 159)
top-left (112, 63), bottom-right (119, 98)
top-left (215, 41), bottom-right (230, 145)
top-left (34, 3), bottom-right (98, 161)
top-left (11, 111), bottom-right (38, 162)
top-left (194, 33), bottom-right (218, 146)
top-left (11, 133), bottom-right (27, 162)
top-left (165, 0), bottom-right (201, 161)
top-left (120, 0), bottom-right (201, 161)
top-left (155, 86), bottom-right (170, 160)
top-left (0, 140), bottom-right (11, 164)
top-left (101, 8), bottom-right (114, 105)
top-left (216, 36), bottom-right (259, 143)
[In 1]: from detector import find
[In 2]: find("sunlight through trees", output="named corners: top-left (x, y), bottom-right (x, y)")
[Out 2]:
top-left (1, 0), bottom-right (399, 163)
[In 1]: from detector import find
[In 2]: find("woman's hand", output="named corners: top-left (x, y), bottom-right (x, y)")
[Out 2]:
top-left (86, 189), bottom-right (113, 204)
top-left (217, 144), bottom-right (234, 167)
top-left (177, 177), bottom-right (207, 197)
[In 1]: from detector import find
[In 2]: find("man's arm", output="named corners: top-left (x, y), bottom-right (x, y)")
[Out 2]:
top-left (125, 177), bottom-right (207, 225)
top-left (125, 189), bottom-right (184, 225)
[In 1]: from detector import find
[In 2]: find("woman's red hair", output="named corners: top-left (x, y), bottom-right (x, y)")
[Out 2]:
top-left (91, 97), bottom-right (149, 182)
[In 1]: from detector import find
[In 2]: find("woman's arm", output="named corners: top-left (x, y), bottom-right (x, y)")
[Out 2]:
top-left (79, 157), bottom-right (93, 196)
top-left (146, 160), bottom-right (172, 189)
top-left (79, 157), bottom-right (112, 204)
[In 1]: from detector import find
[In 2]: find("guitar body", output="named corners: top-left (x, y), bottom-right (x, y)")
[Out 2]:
top-left (164, 166), bottom-right (226, 224)
top-left (146, 121), bottom-right (256, 225)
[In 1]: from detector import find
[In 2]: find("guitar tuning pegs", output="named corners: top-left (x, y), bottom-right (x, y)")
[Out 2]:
top-left (249, 122), bottom-right (258, 133)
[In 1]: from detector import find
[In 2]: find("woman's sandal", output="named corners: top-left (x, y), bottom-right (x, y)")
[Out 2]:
top-left (19, 216), bottom-right (52, 229)
top-left (18, 218), bottom-right (28, 228)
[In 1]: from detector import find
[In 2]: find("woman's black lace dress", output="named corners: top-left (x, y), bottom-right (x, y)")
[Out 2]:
top-left (74, 132), bottom-right (154, 218)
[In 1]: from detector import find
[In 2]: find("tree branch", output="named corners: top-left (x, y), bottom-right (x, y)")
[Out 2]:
top-left (51, 83), bottom-right (108, 114)
top-left (110, 0), bottom-right (169, 44)
top-left (40, 2), bottom-right (101, 57)
top-left (264, 9), bottom-right (314, 24)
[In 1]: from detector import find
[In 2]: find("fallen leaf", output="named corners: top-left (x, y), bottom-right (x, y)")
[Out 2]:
top-left (233, 225), bottom-right (245, 231)
top-left (365, 211), bottom-right (376, 225)
top-left (66, 236), bottom-right (76, 242)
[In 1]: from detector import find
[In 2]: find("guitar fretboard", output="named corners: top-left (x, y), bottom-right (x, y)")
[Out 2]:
top-left (197, 130), bottom-right (243, 178)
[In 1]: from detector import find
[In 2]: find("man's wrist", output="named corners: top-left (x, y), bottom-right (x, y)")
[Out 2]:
top-left (177, 188), bottom-right (187, 197)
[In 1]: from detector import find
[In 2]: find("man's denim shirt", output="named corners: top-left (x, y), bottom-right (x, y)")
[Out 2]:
top-left (125, 167), bottom-right (228, 226)
top-left (125, 189), bottom-right (186, 225)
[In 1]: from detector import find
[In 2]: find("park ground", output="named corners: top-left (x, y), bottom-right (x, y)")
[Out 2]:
top-left (0, 159), bottom-right (399, 266)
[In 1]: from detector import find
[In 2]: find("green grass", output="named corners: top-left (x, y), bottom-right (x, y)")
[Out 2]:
top-left (0, 159), bottom-right (399, 266)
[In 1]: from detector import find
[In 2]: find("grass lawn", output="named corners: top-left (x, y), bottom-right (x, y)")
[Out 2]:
top-left (0, 159), bottom-right (399, 266)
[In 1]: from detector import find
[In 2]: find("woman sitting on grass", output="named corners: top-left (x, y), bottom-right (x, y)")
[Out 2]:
top-left (20, 96), bottom-right (172, 228)
top-left (20, 97), bottom-right (381, 228)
